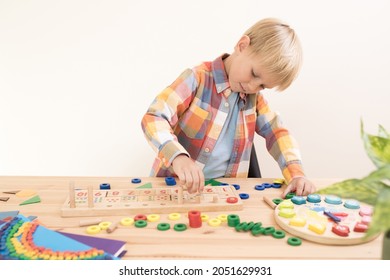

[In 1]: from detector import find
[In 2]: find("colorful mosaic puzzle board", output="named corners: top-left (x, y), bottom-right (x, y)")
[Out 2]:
top-left (274, 194), bottom-right (379, 245)
top-left (61, 184), bottom-right (243, 217)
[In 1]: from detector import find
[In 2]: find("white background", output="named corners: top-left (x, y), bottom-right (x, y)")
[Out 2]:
top-left (1, 0), bottom-right (389, 179)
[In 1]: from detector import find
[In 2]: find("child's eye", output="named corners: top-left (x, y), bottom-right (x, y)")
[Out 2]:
top-left (252, 70), bottom-right (258, 77)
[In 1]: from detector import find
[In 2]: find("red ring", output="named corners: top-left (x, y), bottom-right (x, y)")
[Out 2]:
top-left (134, 214), bottom-right (147, 221)
top-left (226, 197), bottom-right (238, 204)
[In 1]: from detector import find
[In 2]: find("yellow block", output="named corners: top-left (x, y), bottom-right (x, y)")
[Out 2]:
top-left (289, 216), bottom-right (307, 227)
top-left (308, 222), bottom-right (326, 234)
top-left (278, 208), bottom-right (296, 218)
top-left (278, 200), bottom-right (294, 209)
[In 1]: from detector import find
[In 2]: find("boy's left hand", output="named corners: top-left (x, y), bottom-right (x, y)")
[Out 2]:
top-left (282, 177), bottom-right (316, 198)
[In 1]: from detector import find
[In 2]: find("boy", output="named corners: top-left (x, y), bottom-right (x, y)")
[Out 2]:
top-left (141, 18), bottom-right (316, 198)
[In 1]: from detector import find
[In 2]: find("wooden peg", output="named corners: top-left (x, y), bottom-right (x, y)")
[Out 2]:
top-left (263, 196), bottom-right (277, 209)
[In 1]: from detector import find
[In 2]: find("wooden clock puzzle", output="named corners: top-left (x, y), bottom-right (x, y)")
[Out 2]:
top-left (61, 181), bottom-right (243, 217)
top-left (274, 194), bottom-right (379, 245)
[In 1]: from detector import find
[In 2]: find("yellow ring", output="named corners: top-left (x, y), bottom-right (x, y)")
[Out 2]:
top-left (208, 218), bottom-right (222, 227)
top-left (168, 213), bottom-right (181, 220)
top-left (147, 214), bottom-right (160, 222)
top-left (201, 214), bottom-right (209, 221)
top-left (217, 214), bottom-right (228, 222)
top-left (86, 225), bottom-right (101, 234)
top-left (98, 221), bottom-right (112, 230)
top-left (120, 217), bottom-right (134, 226)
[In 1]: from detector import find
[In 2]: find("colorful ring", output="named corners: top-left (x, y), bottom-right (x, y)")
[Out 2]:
top-left (147, 214), bottom-right (160, 222)
top-left (287, 237), bottom-right (302, 246)
top-left (272, 230), bottom-right (286, 239)
top-left (86, 225), bottom-right (101, 234)
top-left (157, 223), bottom-right (171, 231)
top-left (239, 193), bottom-right (249, 199)
top-left (168, 213), bottom-right (181, 220)
top-left (208, 218), bottom-right (222, 227)
top-left (120, 217), bottom-right (134, 226)
top-left (217, 214), bottom-right (228, 222)
top-left (201, 214), bottom-right (209, 221)
top-left (134, 220), bottom-right (147, 228)
top-left (173, 223), bottom-right (187, 231)
top-left (227, 214), bottom-right (240, 227)
top-left (226, 197), bottom-right (238, 204)
top-left (131, 178), bottom-right (141, 184)
top-left (98, 221), bottom-right (112, 230)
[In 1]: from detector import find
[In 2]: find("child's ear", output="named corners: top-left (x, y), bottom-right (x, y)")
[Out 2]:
top-left (235, 35), bottom-right (251, 53)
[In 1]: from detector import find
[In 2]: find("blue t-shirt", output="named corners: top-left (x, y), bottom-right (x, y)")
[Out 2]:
top-left (203, 92), bottom-right (240, 179)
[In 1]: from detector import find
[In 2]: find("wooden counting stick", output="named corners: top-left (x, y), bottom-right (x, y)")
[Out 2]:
top-left (177, 187), bottom-right (183, 204)
top-left (69, 181), bottom-right (75, 208)
top-left (87, 186), bottom-right (94, 208)
top-left (263, 196), bottom-right (277, 209)
top-left (79, 218), bottom-right (102, 227)
top-left (106, 221), bottom-right (119, 233)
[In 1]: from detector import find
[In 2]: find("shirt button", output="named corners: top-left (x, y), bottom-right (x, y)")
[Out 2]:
top-left (224, 102), bottom-right (229, 107)
top-left (204, 148), bottom-right (210, 153)
top-left (217, 86), bottom-right (222, 91)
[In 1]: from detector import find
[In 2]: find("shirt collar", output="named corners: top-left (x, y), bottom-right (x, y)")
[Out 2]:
top-left (211, 53), bottom-right (231, 95)
top-left (211, 54), bottom-right (247, 104)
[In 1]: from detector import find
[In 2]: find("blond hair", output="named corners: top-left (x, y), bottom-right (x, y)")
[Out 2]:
top-left (245, 18), bottom-right (303, 91)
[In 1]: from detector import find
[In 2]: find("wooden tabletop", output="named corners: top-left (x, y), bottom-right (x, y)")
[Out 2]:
top-left (0, 176), bottom-right (383, 259)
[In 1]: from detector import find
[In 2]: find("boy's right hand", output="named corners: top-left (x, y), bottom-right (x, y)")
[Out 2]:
top-left (172, 155), bottom-right (205, 194)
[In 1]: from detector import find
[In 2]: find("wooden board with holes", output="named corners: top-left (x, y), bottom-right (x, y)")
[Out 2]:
top-left (61, 184), bottom-right (243, 217)
top-left (274, 194), bottom-right (379, 245)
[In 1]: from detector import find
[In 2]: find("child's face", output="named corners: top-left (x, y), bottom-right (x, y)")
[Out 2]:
top-left (226, 37), bottom-right (279, 94)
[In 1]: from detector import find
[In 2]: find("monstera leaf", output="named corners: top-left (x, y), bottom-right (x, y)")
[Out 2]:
top-left (317, 121), bottom-right (390, 238)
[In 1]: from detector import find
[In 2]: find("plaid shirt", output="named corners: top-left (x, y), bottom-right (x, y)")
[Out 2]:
top-left (141, 54), bottom-right (305, 182)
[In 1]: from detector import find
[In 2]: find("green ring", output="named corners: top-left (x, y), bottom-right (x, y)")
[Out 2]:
top-left (134, 220), bottom-right (147, 228)
top-left (272, 198), bottom-right (283, 205)
top-left (287, 237), bottom-right (302, 246)
top-left (285, 193), bottom-right (296, 199)
top-left (251, 227), bottom-right (265, 236)
top-left (235, 222), bottom-right (247, 232)
top-left (272, 230), bottom-right (286, 239)
top-left (173, 223), bottom-right (187, 232)
top-left (157, 223), bottom-right (170, 231)
top-left (227, 214), bottom-right (240, 227)
top-left (243, 222), bottom-right (255, 231)
top-left (263, 226), bottom-right (275, 235)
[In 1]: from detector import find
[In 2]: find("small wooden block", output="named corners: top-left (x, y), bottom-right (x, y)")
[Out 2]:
top-left (3, 190), bottom-right (20, 194)
top-left (19, 195), bottom-right (41, 205)
top-left (15, 189), bottom-right (37, 197)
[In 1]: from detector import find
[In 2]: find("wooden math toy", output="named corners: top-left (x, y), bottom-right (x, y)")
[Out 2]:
top-left (61, 183), bottom-right (243, 217)
top-left (274, 194), bottom-right (379, 245)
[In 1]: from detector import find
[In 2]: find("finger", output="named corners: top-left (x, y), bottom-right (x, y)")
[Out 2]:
top-left (282, 184), bottom-right (293, 198)
top-left (176, 170), bottom-right (186, 187)
top-left (295, 182), bottom-right (306, 196)
top-left (198, 171), bottom-right (205, 193)
top-left (184, 170), bottom-right (195, 194)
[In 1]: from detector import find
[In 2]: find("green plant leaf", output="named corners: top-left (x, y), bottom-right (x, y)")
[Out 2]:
top-left (361, 120), bottom-right (390, 168)
top-left (365, 188), bottom-right (390, 238)
top-left (378, 124), bottom-right (390, 138)
top-left (316, 178), bottom-right (383, 205)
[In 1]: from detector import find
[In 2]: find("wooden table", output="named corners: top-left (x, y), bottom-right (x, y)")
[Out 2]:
top-left (0, 176), bottom-right (383, 259)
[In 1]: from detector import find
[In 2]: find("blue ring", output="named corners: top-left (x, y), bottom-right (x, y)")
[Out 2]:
top-left (232, 184), bottom-right (240, 190)
top-left (254, 185), bottom-right (265, 191)
top-left (165, 177), bottom-right (177, 186)
top-left (239, 193), bottom-right (250, 199)
top-left (99, 183), bottom-right (110, 190)
top-left (131, 178), bottom-right (141, 184)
